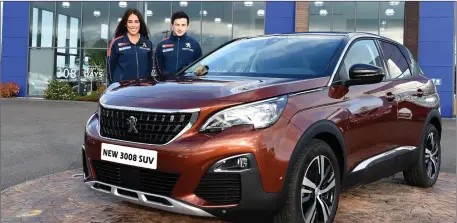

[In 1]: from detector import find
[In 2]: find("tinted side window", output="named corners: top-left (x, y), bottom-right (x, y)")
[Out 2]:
top-left (379, 41), bottom-right (412, 79)
top-left (338, 39), bottom-right (384, 80)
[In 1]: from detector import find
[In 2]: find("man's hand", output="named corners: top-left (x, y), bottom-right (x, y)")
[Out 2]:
top-left (194, 65), bottom-right (209, 76)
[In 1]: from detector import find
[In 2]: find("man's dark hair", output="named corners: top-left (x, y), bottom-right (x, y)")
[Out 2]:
top-left (171, 11), bottom-right (189, 25)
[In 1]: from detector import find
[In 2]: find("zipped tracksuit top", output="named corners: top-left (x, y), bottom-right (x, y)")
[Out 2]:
top-left (107, 33), bottom-right (153, 84)
top-left (154, 33), bottom-right (202, 76)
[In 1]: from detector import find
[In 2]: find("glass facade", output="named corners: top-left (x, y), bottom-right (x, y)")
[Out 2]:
top-left (309, 1), bottom-right (405, 44)
top-left (27, 1), bottom-right (266, 96)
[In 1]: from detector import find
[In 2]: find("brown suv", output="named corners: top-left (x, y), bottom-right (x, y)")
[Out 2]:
top-left (82, 32), bottom-right (442, 223)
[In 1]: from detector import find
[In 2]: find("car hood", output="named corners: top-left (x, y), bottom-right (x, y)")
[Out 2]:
top-left (100, 75), bottom-right (329, 109)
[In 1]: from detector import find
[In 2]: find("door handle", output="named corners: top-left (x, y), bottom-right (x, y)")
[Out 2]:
top-left (386, 92), bottom-right (395, 101)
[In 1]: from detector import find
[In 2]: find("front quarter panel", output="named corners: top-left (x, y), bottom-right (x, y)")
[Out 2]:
top-left (286, 86), bottom-right (349, 134)
top-left (276, 87), bottom-right (349, 189)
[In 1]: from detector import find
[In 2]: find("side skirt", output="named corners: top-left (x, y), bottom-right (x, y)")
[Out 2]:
top-left (342, 146), bottom-right (419, 189)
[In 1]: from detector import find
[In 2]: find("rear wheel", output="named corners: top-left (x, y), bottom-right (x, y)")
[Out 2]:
top-left (274, 139), bottom-right (341, 223)
top-left (403, 123), bottom-right (441, 187)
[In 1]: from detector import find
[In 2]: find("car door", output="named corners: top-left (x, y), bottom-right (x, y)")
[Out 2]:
top-left (336, 38), bottom-right (399, 170)
top-left (377, 40), bottom-right (430, 147)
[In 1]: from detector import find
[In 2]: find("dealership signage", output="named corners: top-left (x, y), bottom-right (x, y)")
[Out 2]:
top-left (56, 66), bottom-right (105, 80)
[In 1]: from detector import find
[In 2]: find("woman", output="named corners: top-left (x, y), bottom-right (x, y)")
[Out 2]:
top-left (107, 8), bottom-right (153, 85)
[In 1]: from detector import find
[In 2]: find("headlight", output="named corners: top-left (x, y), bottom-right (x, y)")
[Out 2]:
top-left (200, 95), bottom-right (288, 132)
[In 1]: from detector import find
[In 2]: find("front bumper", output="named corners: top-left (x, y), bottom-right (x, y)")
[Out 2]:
top-left (82, 144), bottom-right (282, 221)
top-left (85, 180), bottom-right (215, 217)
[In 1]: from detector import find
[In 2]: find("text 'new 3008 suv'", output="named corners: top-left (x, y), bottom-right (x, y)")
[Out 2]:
top-left (82, 32), bottom-right (442, 223)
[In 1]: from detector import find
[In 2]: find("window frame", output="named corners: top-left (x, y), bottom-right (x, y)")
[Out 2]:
top-left (403, 46), bottom-right (424, 76)
top-left (29, 6), bottom-right (56, 48)
top-left (333, 37), bottom-right (389, 83)
top-left (376, 39), bottom-right (415, 81)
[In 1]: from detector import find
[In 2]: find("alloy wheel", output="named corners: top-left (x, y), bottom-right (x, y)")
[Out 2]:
top-left (424, 132), bottom-right (440, 179)
top-left (301, 155), bottom-right (336, 223)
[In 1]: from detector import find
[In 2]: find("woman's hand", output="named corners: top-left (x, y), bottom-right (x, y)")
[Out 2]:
top-left (194, 65), bottom-right (209, 76)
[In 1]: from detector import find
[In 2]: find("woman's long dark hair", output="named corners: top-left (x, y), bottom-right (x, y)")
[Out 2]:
top-left (114, 8), bottom-right (150, 39)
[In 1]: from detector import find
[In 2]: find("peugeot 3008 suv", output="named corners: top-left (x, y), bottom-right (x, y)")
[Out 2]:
top-left (82, 32), bottom-right (442, 223)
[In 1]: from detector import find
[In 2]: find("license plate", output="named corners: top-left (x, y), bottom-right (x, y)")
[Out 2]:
top-left (101, 143), bottom-right (157, 169)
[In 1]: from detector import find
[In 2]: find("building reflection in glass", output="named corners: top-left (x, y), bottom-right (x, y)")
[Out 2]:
top-left (26, 1), bottom-right (266, 96)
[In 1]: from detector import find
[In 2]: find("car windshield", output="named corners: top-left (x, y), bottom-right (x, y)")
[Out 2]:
top-left (184, 34), bottom-right (345, 79)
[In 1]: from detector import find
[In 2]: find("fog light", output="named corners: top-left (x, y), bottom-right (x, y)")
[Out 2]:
top-left (237, 157), bottom-right (248, 168)
top-left (210, 153), bottom-right (252, 172)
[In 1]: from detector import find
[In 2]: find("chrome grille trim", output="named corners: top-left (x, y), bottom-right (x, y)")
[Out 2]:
top-left (85, 180), bottom-right (215, 218)
top-left (99, 101), bottom-right (201, 113)
top-left (96, 104), bottom-right (200, 146)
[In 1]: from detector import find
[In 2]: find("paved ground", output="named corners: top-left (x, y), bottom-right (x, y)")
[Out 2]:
top-left (1, 98), bottom-right (456, 190)
top-left (1, 170), bottom-right (455, 222)
top-left (440, 118), bottom-right (456, 173)
top-left (0, 98), bottom-right (98, 190)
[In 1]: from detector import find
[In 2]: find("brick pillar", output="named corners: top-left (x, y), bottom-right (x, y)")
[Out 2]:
top-left (404, 1), bottom-right (419, 61)
top-left (295, 1), bottom-right (309, 32)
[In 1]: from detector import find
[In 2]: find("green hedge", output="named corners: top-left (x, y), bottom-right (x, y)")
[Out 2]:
top-left (43, 78), bottom-right (107, 102)
top-left (75, 91), bottom-right (103, 102)
top-left (43, 78), bottom-right (78, 100)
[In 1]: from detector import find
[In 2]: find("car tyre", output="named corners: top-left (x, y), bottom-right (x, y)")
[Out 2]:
top-left (274, 139), bottom-right (341, 223)
top-left (403, 123), bottom-right (441, 188)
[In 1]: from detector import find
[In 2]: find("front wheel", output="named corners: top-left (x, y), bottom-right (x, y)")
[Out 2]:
top-left (274, 139), bottom-right (341, 223)
top-left (403, 123), bottom-right (441, 187)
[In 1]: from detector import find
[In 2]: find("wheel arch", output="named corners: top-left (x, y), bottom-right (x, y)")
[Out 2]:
top-left (279, 120), bottom-right (348, 201)
top-left (425, 108), bottom-right (442, 137)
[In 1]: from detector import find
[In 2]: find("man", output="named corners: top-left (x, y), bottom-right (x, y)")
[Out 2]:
top-left (154, 11), bottom-right (202, 76)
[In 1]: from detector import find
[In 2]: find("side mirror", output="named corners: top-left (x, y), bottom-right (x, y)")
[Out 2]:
top-left (343, 64), bottom-right (385, 86)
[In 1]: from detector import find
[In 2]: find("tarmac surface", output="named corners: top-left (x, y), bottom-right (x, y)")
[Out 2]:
top-left (1, 170), bottom-right (455, 223)
top-left (0, 98), bottom-right (98, 190)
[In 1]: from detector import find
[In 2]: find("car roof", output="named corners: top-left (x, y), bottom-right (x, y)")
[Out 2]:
top-left (248, 31), bottom-right (403, 46)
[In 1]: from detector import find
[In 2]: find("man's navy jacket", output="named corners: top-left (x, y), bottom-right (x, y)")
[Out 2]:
top-left (154, 33), bottom-right (202, 76)
top-left (107, 33), bottom-right (153, 84)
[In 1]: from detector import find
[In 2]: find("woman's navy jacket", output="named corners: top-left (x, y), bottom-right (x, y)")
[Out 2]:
top-left (107, 33), bottom-right (153, 84)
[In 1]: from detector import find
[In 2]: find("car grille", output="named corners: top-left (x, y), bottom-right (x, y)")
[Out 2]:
top-left (92, 160), bottom-right (180, 196)
top-left (99, 106), bottom-right (194, 145)
top-left (195, 173), bottom-right (241, 205)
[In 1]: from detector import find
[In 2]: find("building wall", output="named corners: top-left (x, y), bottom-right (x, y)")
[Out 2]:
top-left (403, 2), bottom-right (419, 61)
top-left (0, 1), bottom-right (3, 79)
top-left (14, 1), bottom-right (268, 96)
top-left (265, 1), bottom-right (295, 34)
top-left (418, 1), bottom-right (455, 118)
top-left (1, 2), bottom-right (29, 97)
top-left (295, 2), bottom-right (309, 32)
